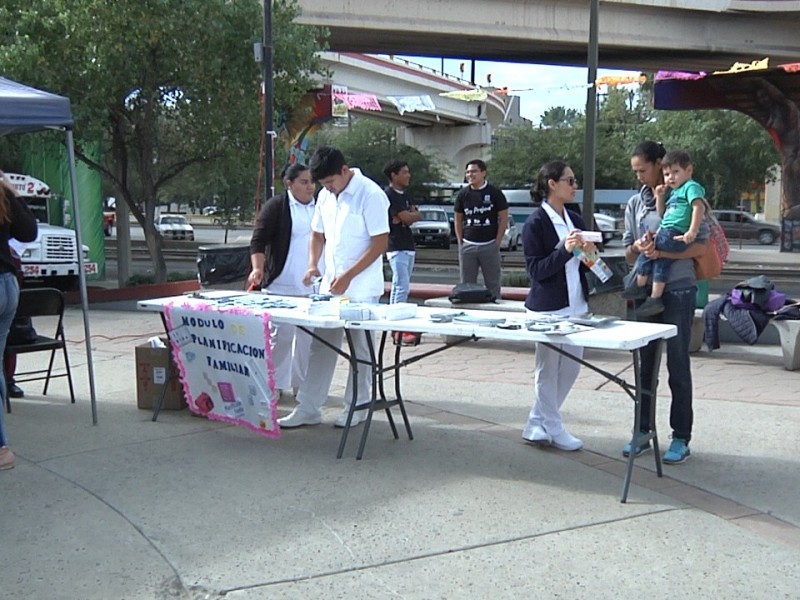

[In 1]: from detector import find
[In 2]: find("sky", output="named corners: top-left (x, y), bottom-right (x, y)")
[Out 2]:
top-left (396, 56), bottom-right (641, 124)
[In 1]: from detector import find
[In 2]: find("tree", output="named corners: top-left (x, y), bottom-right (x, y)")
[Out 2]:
top-left (489, 83), bottom-right (779, 205)
top-left (540, 107), bottom-right (581, 128)
top-left (0, 0), bottom-right (326, 283)
top-left (489, 120), bottom-right (587, 189)
top-left (645, 109), bottom-right (778, 207)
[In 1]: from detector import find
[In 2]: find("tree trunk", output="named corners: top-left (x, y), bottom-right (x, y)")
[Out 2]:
top-left (143, 221), bottom-right (168, 282)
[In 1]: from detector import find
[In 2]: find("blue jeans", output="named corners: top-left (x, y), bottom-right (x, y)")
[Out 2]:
top-left (387, 251), bottom-right (415, 304)
top-left (635, 227), bottom-right (689, 283)
top-left (636, 284), bottom-right (695, 442)
top-left (0, 272), bottom-right (20, 447)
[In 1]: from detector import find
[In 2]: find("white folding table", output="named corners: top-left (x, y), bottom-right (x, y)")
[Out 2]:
top-left (346, 306), bottom-right (676, 503)
top-left (139, 293), bottom-right (677, 502)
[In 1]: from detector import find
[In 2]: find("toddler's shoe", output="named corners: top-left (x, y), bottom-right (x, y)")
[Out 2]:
top-left (636, 297), bottom-right (665, 317)
top-left (623, 282), bottom-right (649, 300)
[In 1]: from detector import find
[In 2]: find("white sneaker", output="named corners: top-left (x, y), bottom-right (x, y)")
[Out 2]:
top-left (551, 430), bottom-right (583, 451)
top-left (276, 389), bottom-right (295, 405)
top-left (522, 425), bottom-right (551, 446)
top-left (277, 408), bottom-right (321, 428)
top-left (334, 407), bottom-right (365, 428)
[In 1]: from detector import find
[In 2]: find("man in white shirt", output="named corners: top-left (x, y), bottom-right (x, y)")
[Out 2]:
top-left (278, 146), bottom-right (390, 429)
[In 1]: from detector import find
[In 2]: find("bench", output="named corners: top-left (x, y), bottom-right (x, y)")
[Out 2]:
top-left (772, 320), bottom-right (800, 370)
top-left (691, 307), bottom-right (800, 371)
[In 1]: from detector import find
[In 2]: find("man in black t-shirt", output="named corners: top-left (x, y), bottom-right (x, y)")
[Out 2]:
top-left (453, 159), bottom-right (508, 300)
top-left (384, 160), bottom-right (422, 345)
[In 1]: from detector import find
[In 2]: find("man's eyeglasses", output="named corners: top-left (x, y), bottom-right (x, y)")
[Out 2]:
top-left (559, 177), bottom-right (578, 186)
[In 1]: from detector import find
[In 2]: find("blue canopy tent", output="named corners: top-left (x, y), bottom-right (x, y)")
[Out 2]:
top-left (0, 76), bottom-right (98, 423)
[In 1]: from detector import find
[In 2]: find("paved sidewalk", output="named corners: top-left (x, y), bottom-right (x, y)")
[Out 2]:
top-left (0, 305), bottom-right (798, 599)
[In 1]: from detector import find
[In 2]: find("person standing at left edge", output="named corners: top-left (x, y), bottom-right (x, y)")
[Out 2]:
top-left (383, 159), bottom-right (421, 346)
top-left (278, 146), bottom-right (390, 429)
top-left (0, 169), bottom-right (38, 471)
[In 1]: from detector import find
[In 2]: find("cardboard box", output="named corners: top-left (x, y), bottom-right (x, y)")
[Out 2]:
top-left (135, 339), bottom-right (187, 410)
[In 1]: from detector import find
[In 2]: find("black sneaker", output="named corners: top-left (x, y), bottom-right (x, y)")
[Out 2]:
top-left (636, 297), bottom-right (665, 317)
top-left (7, 383), bottom-right (23, 398)
top-left (623, 283), bottom-right (649, 300)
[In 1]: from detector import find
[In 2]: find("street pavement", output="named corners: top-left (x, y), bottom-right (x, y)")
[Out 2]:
top-left (1, 250), bottom-right (799, 599)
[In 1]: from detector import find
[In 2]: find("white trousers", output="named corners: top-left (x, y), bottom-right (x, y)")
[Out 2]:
top-left (270, 323), bottom-right (312, 391)
top-left (523, 341), bottom-right (583, 438)
top-left (293, 327), bottom-right (375, 418)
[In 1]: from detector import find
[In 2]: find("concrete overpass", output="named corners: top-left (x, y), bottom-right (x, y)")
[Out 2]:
top-left (297, 0), bottom-right (800, 73)
top-left (318, 52), bottom-right (525, 176)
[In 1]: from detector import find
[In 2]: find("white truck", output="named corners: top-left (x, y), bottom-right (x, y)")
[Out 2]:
top-left (5, 173), bottom-right (97, 291)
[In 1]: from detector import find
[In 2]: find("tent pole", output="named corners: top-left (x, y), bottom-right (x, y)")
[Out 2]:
top-left (65, 130), bottom-right (98, 424)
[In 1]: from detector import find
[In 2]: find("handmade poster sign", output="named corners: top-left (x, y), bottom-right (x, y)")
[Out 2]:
top-left (164, 302), bottom-right (278, 438)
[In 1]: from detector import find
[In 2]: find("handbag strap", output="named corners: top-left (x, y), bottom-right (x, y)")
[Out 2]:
top-left (700, 198), bottom-right (719, 225)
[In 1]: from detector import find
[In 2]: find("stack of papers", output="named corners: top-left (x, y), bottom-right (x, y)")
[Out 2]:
top-left (567, 313), bottom-right (620, 327)
top-left (369, 303), bottom-right (417, 321)
top-left (308, 298), bottom-right (345, 316)
top-left (453, 314), bottom-right (507, 327)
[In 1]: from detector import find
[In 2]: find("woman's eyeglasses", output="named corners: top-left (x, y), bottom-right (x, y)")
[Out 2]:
top-left (559, 177), bottom-right (578, 186)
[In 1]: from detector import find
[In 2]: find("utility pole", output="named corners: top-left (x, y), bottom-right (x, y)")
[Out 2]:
top-left (582, 0), bottom-right (599, 222)
top-left (262, 1), bottom-right (274, 204)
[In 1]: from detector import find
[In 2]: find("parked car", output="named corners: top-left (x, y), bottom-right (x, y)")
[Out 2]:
top-left (202, 206), bottom-right (219, 216)
top-left (410, 206), bottom-right (451, 249)
top-left (712, 210), bottom-right (780, 245)
top-left (500, 215), bottom-right (521, 251)
top-left (592, 212), bottom-right (622, 244)
top-left (156, 213), bottom-right (195, 240)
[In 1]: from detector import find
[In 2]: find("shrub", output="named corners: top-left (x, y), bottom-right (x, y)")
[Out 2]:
top-left (125, 271), bottom-right (197, 286)
top-left (502, 270), bottom-right (530, 287)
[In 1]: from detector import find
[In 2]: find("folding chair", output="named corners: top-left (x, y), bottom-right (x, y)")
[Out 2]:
top-left (4, 288), bottom-right (75, 413)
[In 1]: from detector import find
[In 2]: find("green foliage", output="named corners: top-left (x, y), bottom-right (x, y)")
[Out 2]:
top-left (489, 83), bottom-right (779, 205)
top-left (0, 0), bottom-right (327, 282)
top-left (645, 109), bottom-right (777, 207)
top-left (540, 107), bottom-right (581, 128)
top-left (312, 119), bottom-right (449, 200)
top-left (125, 271), bottom-right (197, 286)
top-left (489, 122), bottom-right (587, 189)
top-left (501, 270), bottom-right (530, 287)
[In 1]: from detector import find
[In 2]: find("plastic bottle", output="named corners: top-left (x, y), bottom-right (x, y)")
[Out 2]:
top-left (573, 248), bottom-right (613, 283)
